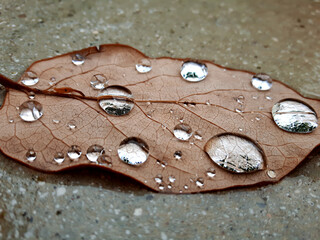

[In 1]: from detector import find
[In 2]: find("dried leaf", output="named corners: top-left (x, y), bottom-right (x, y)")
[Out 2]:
top-left (0, 44), bottom-right (319, 193)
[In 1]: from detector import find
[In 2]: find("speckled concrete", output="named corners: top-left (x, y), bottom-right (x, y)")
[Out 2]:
top-left (0, 0), bottom-right (319, 239)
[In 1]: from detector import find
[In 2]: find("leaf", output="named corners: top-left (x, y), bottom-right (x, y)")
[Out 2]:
top-left (0, 44), bottom-right (319, 193)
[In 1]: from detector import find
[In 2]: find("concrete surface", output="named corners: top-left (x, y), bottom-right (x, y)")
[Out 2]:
top-left (0, 0), bottom-right (319, 239)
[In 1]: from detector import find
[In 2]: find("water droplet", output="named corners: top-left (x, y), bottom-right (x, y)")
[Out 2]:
top-left (154, 175), bottom-right (162, 184)
top-left (206, 168), bottom-right (216, 178)
top-left (72, 53), bottom-right (85, 66)
top-left (90, 74), bottom-right (108, 90)
top-left (169, 176), bottom-right (176, 183)
top-left (135, 59), bottom-right (152, 73)
top-left (52, 119), bottom-right (60, 124)
top-left (19, 100), bottom-right (43, 122)
top-left (67, 120), bottom-right (77, 130)
top-left (266, 96), bottom-right (272, 101)
top-left (8, 117), bottom-right (14, 123)
top-left (98, 86), bottom-right (134, 116)
top-left (174, 151), bottom-right (182, 160)
top-left (237, 95), bottom-right (244, 104)
top-left (206, 100), bottom-right (211, 106)
top-left (180, 61), bottom-right (208, 82)
top-left (251, 73), bottom-right (272, 91)
top-left (235, 108), bottom-right (243, 113)
top-left (54, 152), bottom-right (65, 164)
top-left (205, 134), bottom-right (264, 173)
top-left (173, 123), bottom-right (192, 141)
top-left (98, 154), bottom-right (112, 166)
top-left (196, 178), bottom-right (204, 188)
top-left (167, 184), bottom-right (172, 189)
top-left (86, 144), bottom-right (105, 162)
top-left (184, 185), bottom-right (188, 190)
top-left (272, 99), bottom-right (318, 133)
top-left (194, 132), bottom-right (203, 140)
top-left (169, 109), bottom-right (174, 114)
top-left (159, 185), bottom-right (165, 191)
top-left (238, 128), bottom-right (243, 132)
top-left (26, 148), bottom-right (36, 162)
top-left (21, 71), bottom-right (39, 86)
top-left (49, 77), bottom-right (56, 85)
top-left (28, 92), bottom-right (35, 99)
top-left (67, 145), bottom-right (82, 160)
top-left (267, 170), bottom-right (276, 178)
top-left (255, 117), bottom-right (261, 121)
top-left (118, 137), bottom-right (149, 166)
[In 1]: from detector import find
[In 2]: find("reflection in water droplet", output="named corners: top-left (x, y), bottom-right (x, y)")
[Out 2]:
top-left (98, 154), bottom-right (112, 166)
top-left (67, 145), bottom-right (82, 160)
top-left (86, 144), bottom-right (105, 162)
top-left (196, 178), bottom-right (204, 188)
top-left (19, 100), bottom-right (43, 122)
top-left (173, 123), bottom-right (193, 141)
top-left (26, 148), bottom-right (36, 162)
top-left (251, 73), bottom-right (272, 91)
top-left (206, 168), bottom-right (216, 178)
top-left (135, 59), bottom-right (152, 73)
top-left (205, 134), bottom-right (264, 173)
top-left (272, 100), bottom-right (318, 133)
top-left (169, 176), bottom-right (176, 183)
top-left (267, 170), bottom-right (276, 178)
top-left (54, 152), bottom-right (65, 164)
top-left (98, 86), bottom-right (134, 116)
top-left (67, 120), bottom-right (77, 130)
top-left (118, 137), bottom-right (149, 166)
top-left (72, 54), bottom-right (85, 66)
top-left (154, 175), bottom-right (162, 184)
top-left (174, 151), bottom-right (182, 160)
top-left (180, 61), bottom-right (208, 82)
top-left (90, 74), bottom-right (108, 90)
top-left (21, 71), bottom-right (39, 86)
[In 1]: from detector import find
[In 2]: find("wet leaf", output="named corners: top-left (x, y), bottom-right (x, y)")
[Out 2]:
top-left (0, 44), bottom-right (319, 193)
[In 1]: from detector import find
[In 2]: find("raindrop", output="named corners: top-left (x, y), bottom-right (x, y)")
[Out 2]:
top-left (184, 185), bottom-right (188, 190)
top-left (90, 74), bottom-right (108, 90)
top-left (21, 71), bottom-right (39, 86)
top-left (169, 176), bottom-right (176, 183)
top-left (71, 53), bottom-right (85, 66)
top-left (98, 86), bottom-right (134, 116)
top-left (49, 77), bottom-right (56, 85)
top-left (251, 73), bottom-right (272, 91)
top-left (194, 132), bottom-right (203, 140)
top-left (86, 144), bottom-right (105, 162)
top-left (135, 59), bottom-right (152, 73)
top-left (196, 178), bottom-right (204, 188)
top-left (272, 99), bottom-right (318, 133)
top-left (235, 108), bottom-right (243, 113)
top-left (52, 119), bottom-right (60, 124)
top-left (267, 170), bottom-right (276, 179)
top-left (159, 185), bottom-right (165, 191)
top-left (67, 120), bottom-right (77, 130)
top-left (117, 137), bottom-right (149, 166)
top-left (154, 175), bottom-right (162, 184)
top-left (173, 123), bottom-right (193, 141)
top-left (28, 92), bottom-right (35, 99)
top-left (26, 148), bottom-right (36, 162)
top-left (54, 152), bottom-right (65, 164)
top-left (98, 154), bottom-right (112, 166)
top-left (8, 117), bottom-right (14, 123)
top-left (19, 100), bottom-right (43, 122)
top-left (206, 168), bottom-right (216, 178)
top-left (180, 61), bottom-right (208, 82)
top-left (205, 134), bottom-right (264, 173)
top-left (174, 151), bottom-right (182, 160)
top-left (67, 145), bottom-right (82, 160)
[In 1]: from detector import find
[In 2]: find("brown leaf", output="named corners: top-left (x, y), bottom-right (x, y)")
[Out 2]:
top-left (0, 44), bottom-right (319, 193)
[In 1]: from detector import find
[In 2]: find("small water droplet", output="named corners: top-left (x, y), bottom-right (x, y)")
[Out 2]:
top-left (159, 185), bottom-right (165, 191)
top-left (19, 100), bottom-right (43, 122)
top-left (251, 73), bottom-right (272, 91)
top-left (52, 119), bottom-right (60, 124)
top-left (67, 120), bottom-right (77, 130)
top-left (237, 95), bottom-right (244, 104)
top-left (180, 61), bottom-right (208, 82)
top-left (272, 100), bottom-right (318, 133)
top-left (266, 96), bottom-right (272, 101)
top-left (167, 184), bottom-right (172, 189)
top-left (174, 151), bottom-right (182, 160)
top-left (255, 117), bottom-right (261, 121)
top-left (8, 117), bottom-right (14, 123)
top-left (238, 128), bottom-right (243, 132)
top-left (26, 148), bottom-right (36, 162)
top-left (206, 168), bottom-right (216, 178)
top-left (98, 86), bottom-right (134, 116)
top-left (184, 185), bottom-right (188, 190)
top-left (86, 144), bottom-right (105, 162)
top-left (21, 71), bottom-right (39, 86)
top-left (161, 124), bottom-right (167, 130)
top-left (235, 108), bottom-right (243, 113)
top-left (49, 77), bottom-right (56, 86)
top-left (135, 59), bottom-right (152, 73)
top-left (179, 118), bottom-right (184, 123)
top-left (169, 176), bottom-right (176, 183)
top-left (90, 74), bottom-right (108, 90)
top-left (98, 154), bottom-right (112, 166)
top-left (267, 170), bottom-right (276, 178)
top-left (196, 178), bottom-right (204, 188)
top-left (154, 175), bottom-right (162, 184)
top-left (252, 96), bottom-right (258, 100)
top-left (173, 123), bottom-right (192, 141)
top-left (169, 109), bottom-right (174, 114)
top-left (67, 145), bottom-right (82, 160)
top-left (72, 53), bottom-right (85, 66)
top-left (206, 100), bottom-right (211, 106)
top-left (54, 152), bottom-right (65, 164)
top-left (28, 92), bottom-right (35, 99)
top-left (194, 132), bottom-right (203, 140)
top-left (205, 134), bottom-right (264, 173)
top-left (118, 137), bottom-right (149, 166)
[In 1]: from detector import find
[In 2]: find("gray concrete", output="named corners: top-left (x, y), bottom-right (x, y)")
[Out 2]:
top-left (0, 0), bottom-right (319, 239)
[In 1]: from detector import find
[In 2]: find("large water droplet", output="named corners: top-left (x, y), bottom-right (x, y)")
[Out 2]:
top-left (272, 100), bottom-right (318, 133)
top-left (90, 74), bottom-right (108, 90)
top-left (173, 123), bottom-right (193, 141)
top-left (72, 54), bottom-right (85, 66)
top-left (26, 148), bottom-right (36, 162)
top-left (19, 100), bottom-right (43, 122)
top-left (180, 61), bottom-right (208, 82)
top-left (205, 134), bottom-right (264, 173)
top-left (86, 144), bottom-right (105, 162)
top-left (67, 145), bottom-right (82, 160)
top-left (135, 59), bottom-right (152, 73)
top-left (98, 86), bottom-right (134, 116)
top-left (21, 71), bottom-right (39, 86)
top-left (54, 152), bottom-right (65, 164)
top-left (251, 73), bottom-right (272, 91)
top-left (118, 137), bottom-right (149, 166)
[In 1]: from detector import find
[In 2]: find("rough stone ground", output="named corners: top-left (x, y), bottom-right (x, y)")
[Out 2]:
top-left (0, 0), bottom-right (319, 239)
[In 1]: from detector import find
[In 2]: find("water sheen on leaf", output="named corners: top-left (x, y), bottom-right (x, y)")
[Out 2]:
top-left (0, 44), bottom-right (319, 193)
